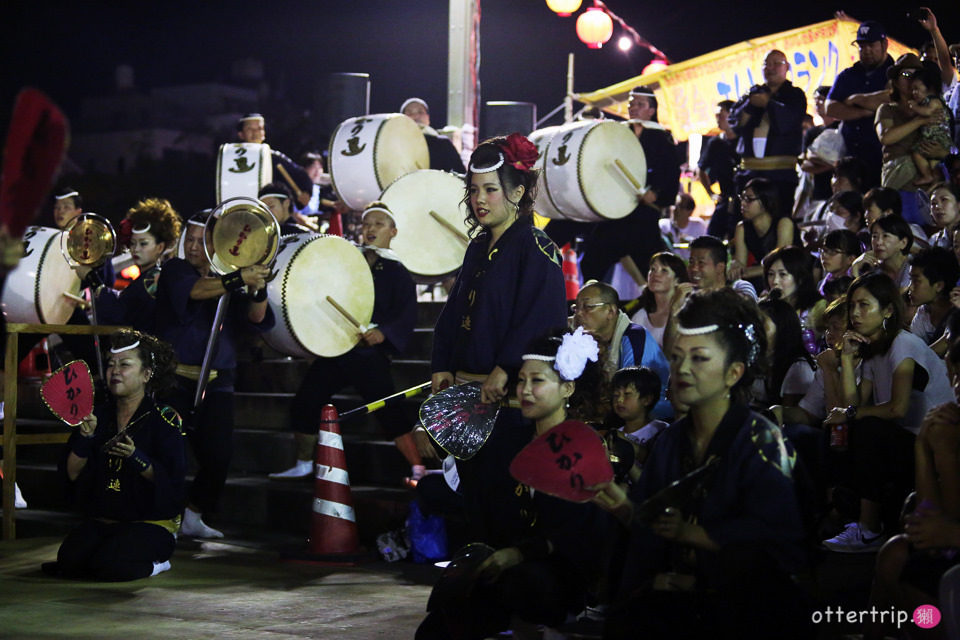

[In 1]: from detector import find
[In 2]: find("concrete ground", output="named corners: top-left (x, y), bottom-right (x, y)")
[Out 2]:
top-left (0, 533), bottom-right (439, 640)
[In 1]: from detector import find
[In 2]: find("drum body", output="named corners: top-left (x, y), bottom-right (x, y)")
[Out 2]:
top-left (536, 120), bottom-right (647, 222)
top-left (328, 114), bottom-right (429, 211)
top-left (528, 126), bottom-right (565, 220)
top-left (216, 143), bottom-right (273, 203)
top-left (263, 234), bottom-right (374, 358)
top-left (2, 226), bottom-right (82, 324)
top-left (380, 170), bottom-right (467, 281)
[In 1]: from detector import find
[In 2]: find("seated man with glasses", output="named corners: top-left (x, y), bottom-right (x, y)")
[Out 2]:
top-left (571, 280), bottom-right (672, 420)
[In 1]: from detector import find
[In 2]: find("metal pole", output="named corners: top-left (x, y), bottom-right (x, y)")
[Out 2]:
top-left (565, 53), bottom-right (575, 123)
top-left (193, 292), bottom-right (230, 409)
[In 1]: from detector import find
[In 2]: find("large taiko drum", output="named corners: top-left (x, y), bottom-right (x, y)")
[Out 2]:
top-left (263, 233), bottom-right (374, 358)
top-left (328, 114), bottom-right (429, 211)
top-left (379, 170), bottom-right (467, 281)
top-left (1, 226), bottom-right (82, 324)
top-left (534, 120), bottom-right (647, 222)
top-left (216, 143), bottom-right (273, 203)
top-left (528, 126), bottom-right (565, 220)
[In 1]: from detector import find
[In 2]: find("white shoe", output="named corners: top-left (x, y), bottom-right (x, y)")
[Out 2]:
top-left (823, 522), bottom-right (885, 553)
top-left (180, 509), bottom-right (224, 539)
top-left (151, 560), bottom-right (171, 576)
top-left (268, 460), bottom-right (313, 479)
top-left (14, 483), bottom-right (26, 509)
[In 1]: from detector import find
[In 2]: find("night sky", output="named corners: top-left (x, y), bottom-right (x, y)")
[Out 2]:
top-left (2, 1), bottom-right (958, 136)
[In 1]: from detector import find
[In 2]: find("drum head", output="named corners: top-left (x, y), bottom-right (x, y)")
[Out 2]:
top-left (210, 197), bottom-right (279, 273)
top-left (380, 170), bottom-right (467, 280)
top-left (578, 122), bottom-right (646, 220)
top-left (273, 235), bottom-right (374, 357)
top-left (374, 115), bottom-right (429, 188)
top-left (62, 214), bottom-right (115, 267)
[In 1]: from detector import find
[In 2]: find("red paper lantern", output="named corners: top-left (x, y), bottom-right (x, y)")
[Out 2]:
top-left (545, 0), bottom-right (582, 17)
top-left (576, 7), bottom-right (613, 49)
top-left (642, 59), bottom-right (669, 76)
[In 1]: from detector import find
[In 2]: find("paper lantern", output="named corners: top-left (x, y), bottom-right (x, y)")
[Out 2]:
top-left (576, 7), bottom-right (613, 49)
top-left (546, 0), bottom-right (582, 16)
top-left (642, 59), bottom-right (669, 75)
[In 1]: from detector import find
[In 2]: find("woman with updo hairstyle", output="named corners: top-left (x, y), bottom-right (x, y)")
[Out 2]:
top-left (417, 328), bottom-right (612, 640)
top-left (92, 198), bottom-right (183, 333)
top-left (46, 329), bottom-right (185, 582)
top-left (431, 134), bottom-right (568, 545)
top-left (594, 289), bottom-right (808, 639)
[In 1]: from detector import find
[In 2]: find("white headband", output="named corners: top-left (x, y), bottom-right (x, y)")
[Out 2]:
top-left (260, 192), bottom-right (288, 201)
top-left (400, 98), bottom-right (428, 114)
top-left (521, 328), bottom-right (599, 381)
top-left (676, 323), bottom-right (719, 336)
top-left (110, 341), bottom-right (140, 354)
top-left (56, 192), bottom-right (79, 200)
top-left (522, 354), bottom-right (556, 362)
top-left (362, 206), bottom-right (396, 223)
top-left (240, 114), bottom-right (264, 122)
top-left (132, 222), bottom-right (151, 234)
top-left (187, 219), bottom-right (206, 228)
top-left (469, 152), bottom-right (505, 174)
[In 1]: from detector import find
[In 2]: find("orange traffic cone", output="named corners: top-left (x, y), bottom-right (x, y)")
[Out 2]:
top-left (562, 243), bottom-right (580, 301)
top-left (18, 338), bottom-right (51, 378)
top-left (282, 404), bottom-right (376, 564)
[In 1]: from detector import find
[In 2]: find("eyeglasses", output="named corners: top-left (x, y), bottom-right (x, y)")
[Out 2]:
top-left (820, 247), bottom-right (845, 257)
top-left (899, 70), bottom-right (916, 78)
top-left (764, 60), bottom-right (788, 67)
top-left (570, 301), bottom-right (608, 315)
top-left (740, 195), bottom-right (760, 203)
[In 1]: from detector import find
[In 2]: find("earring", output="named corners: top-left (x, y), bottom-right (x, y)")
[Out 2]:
top-left (882, 316), bottom-right (891, 332)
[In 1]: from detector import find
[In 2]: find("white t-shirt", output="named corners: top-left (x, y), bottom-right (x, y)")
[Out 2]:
top-left (782, 359), bottom-right (816, 397)
top-left (862, 330), bottom-right (953, 433)
top-left (798, 362), bottom-right (863, 420)
top-left (630, 308), bottom-right (667, 347)
top-left (909, 305), bottom-right (940, 346)
top-left (659, 217), bottom-right (708, 259)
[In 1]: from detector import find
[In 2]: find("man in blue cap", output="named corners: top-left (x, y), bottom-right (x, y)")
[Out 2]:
top-left (825, 20), bottom-right (895, 188)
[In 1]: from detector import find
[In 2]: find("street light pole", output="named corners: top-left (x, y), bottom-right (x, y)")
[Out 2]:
top-left (447, 0), bottom-right (479, 155)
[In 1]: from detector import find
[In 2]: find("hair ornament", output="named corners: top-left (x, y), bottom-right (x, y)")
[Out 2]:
top-left (522, 354), bottom-right (555, 363)
top-left (117, 218), bottom-right (134, 248)
top-left (677, 323), bottom-right (719, 336)
top-left (110, 340), bottom-right (140, 354)
top-left (132, 222), bottom-right (152, 234)
top-left (554, 327), bottom-right (599, 381)
top-left (469, 152), bottom-right (504, 174)
top-left (56, 191), bottom-right (80, 200)
top-left (739, 322), bottom-right (761, 366)
top-left (501, 133), bottom-right (539, 173)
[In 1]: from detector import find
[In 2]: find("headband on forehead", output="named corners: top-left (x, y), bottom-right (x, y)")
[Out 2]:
top-left (187, 219), bottom-right (205, 228)
top-left (132, 222), bottom-right (151, 234)
top-left (362, 205), bottom-right (396, 223)
top-left (110, 340), bottom-right (140, 354)
top-left (56, 191), bottom-right (79, 200)
top-left (400, 97), bottom-right (428, 113)
top-left (240, 114), bottom-right (264, 122)
top-left (676, 322), bottom-right (761, 366)
top-left (521, 328), bottom-right (599, 381)
top-left (469, 152), bottom-right (504, 174)
top-left (260, 191), bottom-right (288, 201)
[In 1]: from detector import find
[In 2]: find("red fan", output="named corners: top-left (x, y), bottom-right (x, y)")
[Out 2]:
top-left (419, 382), bottom-right (499, 460)
top-left (0, 88), bottom-right (70, 238)
top-left (509, 420), bottom-right (613, 503)
top-left (40, 361), bottom-right (94, 427)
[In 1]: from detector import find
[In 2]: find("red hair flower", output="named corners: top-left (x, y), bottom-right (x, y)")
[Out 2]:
top-left (117, 217), bottom-right (133, 248)
top-left (501, 133), bottom-right (539, 172)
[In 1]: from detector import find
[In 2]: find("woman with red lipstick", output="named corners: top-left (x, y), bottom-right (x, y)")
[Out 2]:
top-left (823, 273), bottom-right (952, 552)
top-left (594, 289), bottom-right (807, 639)
top-left (46, 329), bottom-right (184, 582)
top-left (84, 198), bottom-right (183, 334)
top-left (417, 329), bottom-right (610, 640)
top-left (431, 134), bottom-right (568, 544)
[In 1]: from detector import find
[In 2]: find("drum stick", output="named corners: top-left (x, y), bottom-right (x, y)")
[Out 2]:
top-left (428, 211), bottom-right (469, 244)
top-left (340, 381), bottom-right (431, 421)
top-left (325, 295), bottom-right (362, 330)
top-left (62, 291), bottom-right (90, 310)
top-left (611, 159), bottom-right (643, 195)
top-left (275, 164), bottom-right (304, 197)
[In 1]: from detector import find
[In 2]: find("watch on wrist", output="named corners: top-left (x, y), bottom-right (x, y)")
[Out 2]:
top-left (844, 405), bottom-right (858, 421)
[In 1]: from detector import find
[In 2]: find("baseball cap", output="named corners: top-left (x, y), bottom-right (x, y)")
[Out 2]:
top-left (854, 21), bottom-right (887, 44)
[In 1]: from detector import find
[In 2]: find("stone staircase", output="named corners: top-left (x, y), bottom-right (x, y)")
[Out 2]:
top-left (9, 298), bottom-right (445, 545)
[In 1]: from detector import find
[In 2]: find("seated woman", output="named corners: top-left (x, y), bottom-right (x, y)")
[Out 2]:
top-left (818, 229), bottom-right (862, 296)
top-left (761, 245), bottom-right (824, 355)
top-left (596, 289), bottom-right (807, 640)
top-left (629, 251), bottom-right (691, 350)
top-left (758, 295), bottom-right (816, 407)
top-left (823, 273), bottom-right (953, 552)
top-left (81, 198), bottom-right (182, 333)
top-left (416, 329), bottom-right (611, 640)
top-left (928, 183), bottom-right (960, 249)
top-left (45, 329), bottom-right (184, 582)
top-left (852, 215), bottom-right (914, 291)
top-left (731, 177), bottom-right (801, 291)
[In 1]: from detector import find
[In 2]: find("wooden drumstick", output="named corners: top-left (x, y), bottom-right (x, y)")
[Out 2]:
top-left (275, 163), bottom-right (304, 198)
top-left (62, 291), bottom-right (90, 310)
top-left (325, 295), bottom-right (367, 332)
top-left (429, 211), bottom-right (469, 244)
top-left (612, 159), bottom-right (644, 193)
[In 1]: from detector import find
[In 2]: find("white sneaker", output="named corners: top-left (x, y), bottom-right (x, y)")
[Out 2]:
top-left (14, 483), bottom-right (27, 509)
top-left (268, 460), bottom-right (313, 479)
top-left (180, 509), bottom-right (224, 539)
top-left (151, 560), bottom-right (171, 576)
top-left (823, 522), bottom-right (885, 553)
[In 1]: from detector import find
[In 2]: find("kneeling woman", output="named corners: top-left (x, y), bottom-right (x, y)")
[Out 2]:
top-left (417, 329), bottom-right (611, 639)
top-left (599, 289), bottom-right (807, 639)
top-left (49, 330), bottom-right (184, 582)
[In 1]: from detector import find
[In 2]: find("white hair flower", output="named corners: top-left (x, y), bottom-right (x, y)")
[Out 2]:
top-left (554, 327), bottom-right (599, 381)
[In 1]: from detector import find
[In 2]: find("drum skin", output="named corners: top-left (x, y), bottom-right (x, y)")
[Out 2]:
top-left (328, 114), bottom-right (429, 211)
top-left (528, 126), bottom-right (565, 220)
top-left (536, 120), bottom-right (647, 222)
top-left (263, 234), bottom-right (374, 358)
top-left (216, 143), bottom-right (273, 203)
top-left (1, 226), bottom-right (82, 324)
top-left (380, 169), bottom-right (467, 280)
